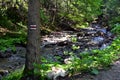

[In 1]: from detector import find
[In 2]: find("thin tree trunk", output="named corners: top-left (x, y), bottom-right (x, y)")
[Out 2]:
top-left (22, 0), bottom-right (41, 79)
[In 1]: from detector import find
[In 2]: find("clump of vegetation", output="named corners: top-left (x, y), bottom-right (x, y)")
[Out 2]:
top-left (2, 68), bottom-right (23, 80)
top-left (0, 0), bottom-right (27, 52)
top-left (111, 23), bottom-right (120, 34)
top-left (0, 36), bottom-right (26, 51)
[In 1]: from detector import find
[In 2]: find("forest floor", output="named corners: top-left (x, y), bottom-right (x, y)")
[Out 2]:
top-left (64, 58), bottom-right (120, 80)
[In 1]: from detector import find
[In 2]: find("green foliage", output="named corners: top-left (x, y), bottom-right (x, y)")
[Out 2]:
top-left (111, 23), bottom-right (120, 34)
top-left (109, 16), bottom-right (120, 25)
top-left (2, 68), bottom-right (23, 80)
top-left (0, 8), bottom-right (13, 29)
top-left (0, 38), bottom-right (15, 51)
top-left (59, 0), bottom-right (102, 28)
top-left (0, 35), bottom-right (26, 51)
top-left (103, 0), bottom-right (120, 27)
top-left (91, 68), bottom-right (99, 75)
top-left (0, 5), bottom-right (27, 51)
top-left (71, 36), bottom-right (77, 43)
top-left (0, 0), bottom-right (27, 31)
top-left (40, 9), bottom-right (49, 25)
top-left (72, 44), bottom-right (80, 50)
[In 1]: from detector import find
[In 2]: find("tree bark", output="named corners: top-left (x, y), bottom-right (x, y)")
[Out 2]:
top-left (22, 0), bottom-right (41, 79)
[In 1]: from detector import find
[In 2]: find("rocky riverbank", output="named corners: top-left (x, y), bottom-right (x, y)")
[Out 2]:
top-left (0, 24), bottom-right (115, 79)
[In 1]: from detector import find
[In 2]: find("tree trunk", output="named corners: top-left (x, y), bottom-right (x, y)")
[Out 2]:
top-left (22, 0), bottom-right (41, 79)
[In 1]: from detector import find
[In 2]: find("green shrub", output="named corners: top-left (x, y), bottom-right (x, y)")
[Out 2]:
top-left (0, 35), bottom-right (26, 51)
top-left (111, 23), bottom-right (120, 34)
top-left (2, 69), bottom-right (23, 80)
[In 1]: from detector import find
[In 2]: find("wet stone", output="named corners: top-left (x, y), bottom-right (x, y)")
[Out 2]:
top-left (0, 49), bottom-right (12, 58)
top-left (92, 36), bottom-right (104, 44)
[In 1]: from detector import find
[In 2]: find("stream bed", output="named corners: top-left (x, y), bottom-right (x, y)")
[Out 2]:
top-left (0, 24), bottom-right (115, 78)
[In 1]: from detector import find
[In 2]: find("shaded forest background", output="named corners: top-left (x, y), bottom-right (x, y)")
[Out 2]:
top-left (1, 0), bottom-right (120, 33)
top-left (0, 0), bottom-right (120, 59)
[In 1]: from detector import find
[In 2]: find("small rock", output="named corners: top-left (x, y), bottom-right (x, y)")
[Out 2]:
top-left (47, 67), bottom-right (67, 80)
top-left (0, 70), bottom-right (9, 76)
top-left (64, 57), bottom-right (72, 64)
